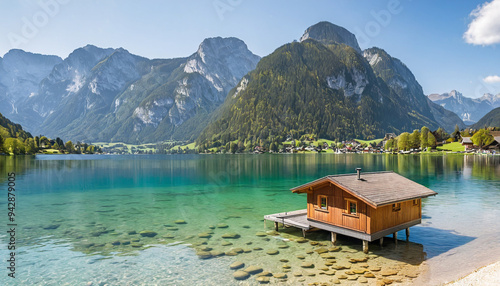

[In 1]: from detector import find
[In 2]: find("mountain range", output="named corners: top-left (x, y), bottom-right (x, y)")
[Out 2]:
top-left (197, 22), bottom-right (465, 147)
top-left (428, 90), bottom-right (500, 124)
top-left (1, 38), bottom-right (259, 143)
top-left (0, 21), bottom-right (477, 145)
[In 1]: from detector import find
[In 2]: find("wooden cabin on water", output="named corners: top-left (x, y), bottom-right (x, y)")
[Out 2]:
top-left (264, 169), bottom-right (437, 253)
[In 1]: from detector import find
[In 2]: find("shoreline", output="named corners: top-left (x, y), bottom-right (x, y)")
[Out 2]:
top-left (445, 261), bottom-right (500, 285)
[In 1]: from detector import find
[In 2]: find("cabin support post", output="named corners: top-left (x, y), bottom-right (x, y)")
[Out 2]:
top-left (405, 228), bottom-right (410, 241)
top-left (331, 232), bottom-right (337, 245)
top-left (379, 237), bottom-right (384, 247)
top-left (302, 229), bottom-right (306, 238)
top-left (393, 232), bottom-right (398, 243)
top-left (274, 222), bottom-right (279, 231)
top-left (362, 240), bottom-right (369, 253)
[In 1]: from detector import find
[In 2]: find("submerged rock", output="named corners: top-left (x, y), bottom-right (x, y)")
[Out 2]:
top-left (257, 271), bottom-right (272, 277)
top-left (266, 230), bottom-right (279, 236)
top-left (43, 224), bottom-right (61, 230)
top-left (231, 248), bottom-right (244, 253)
top-left (266, 249), bottom-right (279, 255)
top-left (329, 246), bottom-right (341, 252)
top-left (296, 255), bottom-right (305, 260)
top-left (210, 250), bottom-right (225, 257)
top-left (221, 232), bottom-right (240, 239)
top-left (244, 265), bottom-right (263, 274)
top-left (174, 220), bottom-right (187, 224)
top-left (196, 251), bottom-right (212, 259)
top-left (314, 247), bottom-right (329, 254)
top-left (295, 237), bottom-right (308, 243)
top-left (221, 241), bottom-right (233, 246)
top-left (230, 261), bottom-right (245, 270)
top-left (233, 270), bottom-right (250, 280)
top-left (217, 223), bottom-right (229, 228)
top-left (256, 276), bottom-right (270, 283)
top-left (364, 272), bottom-right (376, 278)
top-left (139, 231), bottom-right (157, 237)
top-left (198, 232), bottom-right (212, 238)
top-left (111, 241), bottom-right (121, 246)
top-left (301, 262), bottom-right (314, 268)
top-left (253, 247), bottom-right (263, 251)
top-left (255, 231), bottom-right (267, 237)
top-left (380, 269), bottom-right (398, 276)
top-left (273, 273), bottom-right (287, 279)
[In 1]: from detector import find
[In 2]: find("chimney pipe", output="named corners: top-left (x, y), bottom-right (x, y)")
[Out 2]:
top-left (356, 168), bottom-right (362, 180)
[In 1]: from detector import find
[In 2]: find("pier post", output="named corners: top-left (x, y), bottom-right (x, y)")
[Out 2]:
top-left (393, 232), bottom-right (398, 243)
top-left (379, 237), bottom-right (384, 247)
top-left (274, 222), bottom-right (279, 231)
top-left (331, 232), bottom-right (337, 245)
top-left (405, 228), bottom-right (410, 241)
top-left (362, 240), bottom-right (369, 253)
top-left (264, 219), bottom-right (266, 229)
top-left (302, 229), bottom-right (306, 238)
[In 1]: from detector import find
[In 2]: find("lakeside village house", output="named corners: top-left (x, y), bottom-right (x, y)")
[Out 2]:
top-left (265, 169), bottom-right (437, 253)
top-left (461, 131), bottom-right (500, 151)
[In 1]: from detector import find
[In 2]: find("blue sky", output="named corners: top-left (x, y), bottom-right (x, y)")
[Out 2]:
top-left (0, 0), bottom-right (499, 98)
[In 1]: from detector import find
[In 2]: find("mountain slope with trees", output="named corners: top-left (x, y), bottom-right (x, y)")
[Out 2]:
top-left (197, 22), bottom-right (458, 150)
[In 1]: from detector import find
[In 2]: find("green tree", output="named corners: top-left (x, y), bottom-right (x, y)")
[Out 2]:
top-left (451, 124), bottom-right (460, 141)
top-left (420, 126), bottom-right (430, 149)
top-left (427, 132), bottom-right (437, 148)
top-left (4, 138), bottom-right (25, 155)
top-left (409, 130), bottom-right (421, 149)
top-left (270, 142), bottom-right (277, 152)
top-left (65, 141), bottom-right (75, 154)
top-left (225, 142), bottom-right (230, 153)
top-left (398, 132), bottom-right (410, 151)
top-left (25, 138), bottom-right (36, 154)
top-left (471, 129), bottom-right (494, 150)
top-left (230, 142), bottom-right (238, 154)
top-left (0, 135), bottom-right (5, 154)
top-left (385, 138), bottom-right (397, 151)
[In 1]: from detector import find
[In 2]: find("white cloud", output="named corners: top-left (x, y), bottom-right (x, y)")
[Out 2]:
top-left (464, 0), bottom-right (500, 45)
top-left (483, 75), bottom-right (500, 83)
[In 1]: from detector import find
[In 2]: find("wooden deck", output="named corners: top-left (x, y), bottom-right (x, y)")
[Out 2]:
top-left (264, 209), bottom-right (310, 230)
top-left (264, 209), bottom-right (419, 243)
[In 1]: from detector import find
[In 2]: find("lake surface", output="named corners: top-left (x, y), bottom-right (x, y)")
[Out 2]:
top-left (0, 154), bottom-right (499, 285)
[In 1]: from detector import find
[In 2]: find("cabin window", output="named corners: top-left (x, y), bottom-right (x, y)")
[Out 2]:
top-left (318, 196), bottom-right (328, 210)
top-left (345, 199), bottom-right (357, 215)
top-left (413, 199), bottom-right (420, 206)
top-left (392, 203), bottom-right (401, 212)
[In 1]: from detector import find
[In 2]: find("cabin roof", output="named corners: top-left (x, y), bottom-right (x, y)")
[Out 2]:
top-left (290, 171), bottom-right (437, 208)
top-left (461, 137), bottom-right (473, 144)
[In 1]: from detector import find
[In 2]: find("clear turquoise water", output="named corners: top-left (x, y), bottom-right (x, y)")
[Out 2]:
top-left (0, 154), bottom-right (499, 285)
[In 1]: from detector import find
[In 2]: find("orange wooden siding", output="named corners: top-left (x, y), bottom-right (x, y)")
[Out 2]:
top-left (307, 185), bottom-right (421, 234)
top-left (369, 199), bottom-right (421, 233)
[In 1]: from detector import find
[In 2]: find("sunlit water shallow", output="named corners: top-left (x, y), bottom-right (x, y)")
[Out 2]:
top-left (0, 154), bottom-right (498, 285)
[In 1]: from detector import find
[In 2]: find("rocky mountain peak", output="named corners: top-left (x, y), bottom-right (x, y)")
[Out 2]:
top-left (300, 21), bottom-right (362, 53)
top-left (184, 37), bottom-right (260, 92)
